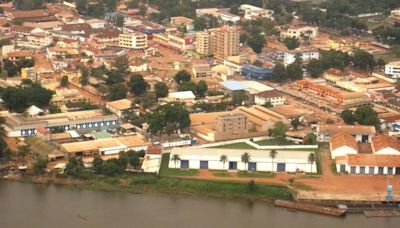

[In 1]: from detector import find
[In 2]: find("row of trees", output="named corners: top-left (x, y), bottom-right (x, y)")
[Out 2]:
top-left (145, 103), bottom-right (191, 135)
top-left (307, 49), bottom-right (379, 78)
top-left (171, 150), bottom-right (317, 173)
top-left (65, 150), bottom-right (145, 178)
top-left (3, 58), bottom-right (34, 77)
top-left (1, 82), bottom-right (53, 113)
top-left (271, 62), bottom-right (303, 83)
top-left (175, 70), bottom-right (208, 97)
top-left (340, 105), bottom-right (379, 127)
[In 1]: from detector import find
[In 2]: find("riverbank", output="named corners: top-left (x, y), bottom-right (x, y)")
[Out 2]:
top-left (2, 173), bottom-right (293, 202)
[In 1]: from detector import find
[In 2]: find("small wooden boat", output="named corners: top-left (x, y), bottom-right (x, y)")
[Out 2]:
top-left (274, 200), bottom-right (346, 217)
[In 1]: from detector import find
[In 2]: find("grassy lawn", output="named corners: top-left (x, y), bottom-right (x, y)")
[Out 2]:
top-left (236, 171), bottom-right (275, 178)
top-left (211, 170), bottom-right (232, 177)
top-left (211, 142), bottom-right (255, 149)
top-left (254, 138), bottom-right (292, 146)
top-left (159, 153), bottom-right (198, 177)
top-left (81, 175), bottom-right (293, 201)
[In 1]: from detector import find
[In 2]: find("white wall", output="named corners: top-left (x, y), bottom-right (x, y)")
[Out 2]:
top-left (374, 147), bottom-right (400, 155)
top-left (336, 164), bottom-right (397, 175)
top-left (168, 155), bottom-right (317, 173)
top-left (330, 146), bottom-right (358, 159)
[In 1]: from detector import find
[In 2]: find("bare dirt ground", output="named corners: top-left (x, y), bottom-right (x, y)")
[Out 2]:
top-left (188, 147), bottom-right (400, 201)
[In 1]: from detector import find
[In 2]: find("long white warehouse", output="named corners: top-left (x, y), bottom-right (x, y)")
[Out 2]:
top-left (168, 148), bottom-right (317, 173)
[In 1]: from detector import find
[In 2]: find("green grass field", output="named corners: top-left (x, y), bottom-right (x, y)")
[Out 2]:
top-left (237, 171), bottom-right (276, 178)
top-left (211, 142), bottom-right (255, 149)
top-left (159, 153), bottom-right (198, 177)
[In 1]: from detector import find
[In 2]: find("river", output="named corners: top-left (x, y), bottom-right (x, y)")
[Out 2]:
top-left (0, 181), bottom-right (399, 228)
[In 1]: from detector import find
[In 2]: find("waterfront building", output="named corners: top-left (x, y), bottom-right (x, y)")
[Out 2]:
top-left (168, 148), bottom-right (317, 173)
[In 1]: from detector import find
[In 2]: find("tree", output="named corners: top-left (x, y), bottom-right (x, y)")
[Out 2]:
top-left (118, 151), bottom-right (129, 169)
top-left (3, 59), bottom-right (18, 77)
top-left (291, 117), bottom-right (301, 130)
top-left (114, 55), bottom-right (129, 74)
top-left (146, 103), bottom-right (190, 135)
top-left (108, 83), bottom-right (128, 101)
top-left (196, 80), bottom-right (208, 97)
top-left (269, 149), bottom-right (278, 172)
top-left (308, 152), bottom-right (316, 173)
top-left (341, 109), bottom-right (355, 124)
top-left (154, 82), bottom-right (169, 98)
top-left (247, 33), bottom-right (265, 54)
top-left (231, 90), bottom-right (248, 106)
top-left (377, 58), bottom-right (385, 68)
top-left (304, 133), bottom-right (317, 145)
top-left (115, 15), bottom-right (125, 27)
top-left (354, 105), bottom-right (378, 126)
top-left (271, 62), bottom-right (287, 83)
top-left (128, 74), bottom-right (149, 96)
top-left (60, 75), bottom-right (69, 87)
top-left (0, 116), bottom-right (6, 137)
top-left (32, 159), bottom-right (47, 174)
top-left (241, 152), bottom-right (251, 171)
top-left (307, 59), bottom-right (324, 78)
top-left (174, 70), bottom-right (191, 84)
top-left (106, 69), bottom-right (123, 85)
top-left (93, 155), bottom-right (103, 174)
top-left (101, 159), bottom-right (123, 176)
top-left (269, 121), bottom-right (288, 144)
top-left (139, 3), bottom-right (147, 17)
top-left (76, 0), bottom-right (88, 15)
top-left (286, 62), bottom-right (303, 81)
top-left (171, 154), bottom-right (181, 168)
top-left (352, 49), bottom-right (376, 72)
top-left (17, 145), bottom-right (30, 164)
top-left (220, 154), bottom-right (228, 169)
top-left (282, 37), bottom-right (300, 50)
top-left (179, 81), bottom-right (196, 93)
top-left (80, 68), bottom-right (89, 86)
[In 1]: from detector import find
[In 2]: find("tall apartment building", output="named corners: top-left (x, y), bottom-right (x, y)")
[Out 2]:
top-left (195, 31), bottom-right (215, 55)
top-left (214, 26), bottom-right (240, 61)
top-left (119, 33), bottom-right (147, 49)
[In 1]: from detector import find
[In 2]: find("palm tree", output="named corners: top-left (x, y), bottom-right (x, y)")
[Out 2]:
top-left (170, 154), bottom-right (181, 168)
top-left (241, 152), bottom-right (251, 171)
top-left (308, 153), bottom-right (316, 173)
top-left (220, 154), bottom-right (228, 169)
top-left (0, 116), bottom-right (6, 137)
top-left (269, 149), bottom-right (278, 173)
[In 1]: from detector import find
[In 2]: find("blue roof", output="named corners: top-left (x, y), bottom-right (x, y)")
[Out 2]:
top-left (219, 80), bottom-right (248, 91)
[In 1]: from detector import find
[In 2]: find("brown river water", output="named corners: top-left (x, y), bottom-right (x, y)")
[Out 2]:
top-left (0, 181), bottom-right (399, 228)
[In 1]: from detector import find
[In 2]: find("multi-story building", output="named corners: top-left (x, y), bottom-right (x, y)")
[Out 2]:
top-left (214, 26), bottom-right (240, 61)
top-left (255, 90), bottom-right (285, 106)
top-left (3, 109), bottom-right (119, 137)
top-left (239, 4), bottom-right (274, 20)
top-left (118, 33), bottom-right (148, 49)
top-left (283, 48), bottom-right (319, 66)
top-left (215, 113), bottom-right (248, 136)
top-left (153, 33), bottom-right (194, 52)
top-left (385, 61), bottom-right (400, 79)
top-left (195, 30), bottom-right (215, 55)
top-left (280, 26), bottom-right (318, 40)
top-left (16, 33), bottom-right (53, 50)
top-left (389, 9), bottom-right (400, 23)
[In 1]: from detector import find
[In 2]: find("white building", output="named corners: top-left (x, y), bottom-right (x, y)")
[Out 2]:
top-left (239, 4), bottom-right (274, 20)
top-left (317, 124), bottom-right (376, 143)
top-left (119, 33), bottom-right (148, 49)
top-left (163, 91), bottom-right (196, 104)
top-left (16, 33), bottom-right (53, 50)
top-left (371, 134), bottom-right (400, 155)
top-left (336, 154), bottom-right (400, 175)
top-left (254, 90), bottom-right (285, 106)
top-left (168, 147), bottom-right (317, 173)
top-left (385, 61), bottom-right (400, 79)
top-left (329, 133), bottom-right (358, 159)
top-left (86, 19), bottom-right (106, 29)
top-left (219, 12), bottom-right (240, 23)
top-left (283, 49), bottom-right (319, 66)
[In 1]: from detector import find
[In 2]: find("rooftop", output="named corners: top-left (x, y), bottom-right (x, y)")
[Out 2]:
top-left (318, 124), bottom-right (376, 135)
top-left (330, 133), bottom-right (358, 152)
top-left (336, 154), bottom-right (400, 167)
top-left (371, 134), bottom-right (400, 153)
top-left (106, 99), bottom-right (132, 111)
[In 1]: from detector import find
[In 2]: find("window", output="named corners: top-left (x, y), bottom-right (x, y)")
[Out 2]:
top-left (180, 160), bottom-right (189, 169)
top-left (378, 167), bottom-right (384, 174)
top-left (340, 164), bottom-right (346, 173)
top-left (388, 167), bottom-right (393, 175)
top-left (200, 161), bottom-right (208, 169)
top-left (369, 167), bottom-right (375, 175)
top-left (248, 162), bottom-right (257, 171)
top-left (359, 166), bottom-right (365, 174)
top-left (350, 166), bottom-right (356, 174)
